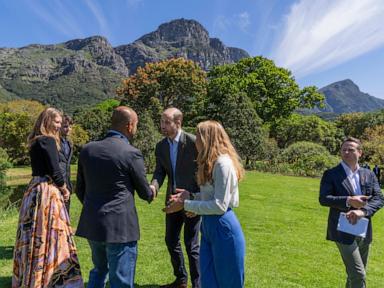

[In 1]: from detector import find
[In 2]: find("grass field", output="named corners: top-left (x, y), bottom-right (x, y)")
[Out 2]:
top-left (1, 171), bottom-right (384, 287)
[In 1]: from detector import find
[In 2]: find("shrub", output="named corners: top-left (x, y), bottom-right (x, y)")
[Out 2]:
top-left (279, 141), bottom-right (338, 177)
top-left (0, 148), bottom-right (12, 195)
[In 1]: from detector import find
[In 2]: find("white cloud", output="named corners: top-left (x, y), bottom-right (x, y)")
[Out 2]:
top-left (213, 15), bottom-right (231, 31)
top-left (235, 12), bottom-right (251, 32)
top-left (26, 0), bottom-right (83, 39)
top-left (213, 12), bottom-right (251, 33)
top-left (84, 0), bottom-right (112, 39)
top-left (271, 0), bottom-right (384, 78)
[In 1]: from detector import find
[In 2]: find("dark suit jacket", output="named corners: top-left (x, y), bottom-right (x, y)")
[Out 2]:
top-left (319, 163), bottom-right (384, 244)
top-left (151, 131), bottom-right (199, 204)
top-left (75, 134), bottom-right (153, 243)
top-left (59, 138), bottom-right (73, 192)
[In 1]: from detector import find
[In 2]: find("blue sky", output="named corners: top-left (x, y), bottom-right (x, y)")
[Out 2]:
top-left (1, 0), bottom-right (384, 98)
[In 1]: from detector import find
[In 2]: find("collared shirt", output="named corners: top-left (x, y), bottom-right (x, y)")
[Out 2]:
top-left (106, 129), bottom-right (130, 144)
top-left (184, 154), bottom-right (239, 215)
top-left (167, 129), bottom-right (181, 189)
top-left (341, 161), bottom-right (362, 195)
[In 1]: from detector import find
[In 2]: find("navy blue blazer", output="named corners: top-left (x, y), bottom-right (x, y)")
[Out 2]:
top-left (76, 134), bottom-right (154, 243)
top-left (151, 131), bottom-right (199, 205)
top-left (319, 163), bottom-right (384, 244)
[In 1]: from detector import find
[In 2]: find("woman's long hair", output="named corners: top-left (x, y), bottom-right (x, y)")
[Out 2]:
top-left (196, 120), bottom-right (244, 185)
top-left (28, 107), bottom-right (62, 150)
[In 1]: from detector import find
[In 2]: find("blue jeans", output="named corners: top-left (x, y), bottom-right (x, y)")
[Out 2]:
top-left (200, 209), bottom-right (245, 288)
top-left (87, 240), bottom-right (138, 288)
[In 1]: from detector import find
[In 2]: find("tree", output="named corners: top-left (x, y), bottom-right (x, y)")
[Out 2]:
top-left (0, 99), bottom-right (45, 119)
top-left (205, 92), bottom-right (264, 166)
top-left (69, 124), bottom-right (90, 162)
top-left (132, 111), bottom-right (162, 172)
top-left (361, 125), bottom-right (384, 164)
top-left (207, 56), bottom-right (324, 123)
top-left (336, 110), bottom-right (384, 139)
top-left (0, 147), bottom-right (12, 195)
top-left (0, 112), bottom-right (32, 164)
top-left (117, 57), bottom-right (207, 127)
top-left (271, 114), bottom-right (344, 154)
top-left (73, 99), bottom-right (120, 142)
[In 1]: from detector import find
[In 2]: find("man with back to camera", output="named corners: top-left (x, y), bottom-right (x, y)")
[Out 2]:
top-left (76, 106), bottom-right (156, 288)
top-left (319, 137), bottom-right (384, 288)
top-left (150, 107), bottom-right (201, 288)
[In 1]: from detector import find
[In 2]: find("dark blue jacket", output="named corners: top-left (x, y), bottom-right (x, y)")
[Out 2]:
top-left (76, 134), bottom-right (153, 243)
top-left (319, 163), bottom-right (384, 244)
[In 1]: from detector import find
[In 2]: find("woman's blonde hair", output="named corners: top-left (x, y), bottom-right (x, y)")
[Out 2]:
top-left (28, 107), bottom-right (62, 150)
top-left (196, 120), bottom-right (244, 185)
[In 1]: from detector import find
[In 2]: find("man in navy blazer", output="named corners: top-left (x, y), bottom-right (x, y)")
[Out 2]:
top-left (151, 108), bottom-right (200, 288)
top-left (319, 137), bottom-right (384, 288)
top-left (76, 106), bottom-right (155, 288)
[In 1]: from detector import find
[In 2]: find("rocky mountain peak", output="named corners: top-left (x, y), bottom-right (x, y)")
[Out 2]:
top-left (115, 18), bottom-right (249, 73)
top-left (64, 35), bottom-right (111, 51)
top-left (324, 79), bottom-right (360, 93)
top-left (152, 18), bottom-right (210, 46)
top-left (64, 36), bottom-right (128, 76)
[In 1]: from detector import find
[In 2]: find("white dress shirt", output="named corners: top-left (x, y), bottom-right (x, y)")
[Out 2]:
top-left (341, 161), bottom-right (362, 195)
top-left (184, 154), bottom-right (239, 215)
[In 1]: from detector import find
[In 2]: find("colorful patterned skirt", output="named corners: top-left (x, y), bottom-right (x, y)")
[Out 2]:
top-left (12, 177), bottom-right (84, 287)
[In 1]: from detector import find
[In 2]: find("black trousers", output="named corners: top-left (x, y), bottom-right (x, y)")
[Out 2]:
top-left (165, 210), bottom-right (201, 288)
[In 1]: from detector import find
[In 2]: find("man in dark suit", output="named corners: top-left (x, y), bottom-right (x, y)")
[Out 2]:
top-left (151, 108), bottom-right (200, 288)
top-left (59, 114), bottom-right (73, 213)
top-left (319, 137), bottom-right (384, 288)
top-left (76, 106), bottom-right (155, 288)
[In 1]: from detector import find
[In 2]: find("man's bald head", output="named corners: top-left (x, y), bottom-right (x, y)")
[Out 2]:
top-left (111, 106), bottom-right (138, 137)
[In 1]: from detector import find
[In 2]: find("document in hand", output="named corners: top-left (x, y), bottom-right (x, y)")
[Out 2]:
top-left (337, 212), bottom-right (369, 238)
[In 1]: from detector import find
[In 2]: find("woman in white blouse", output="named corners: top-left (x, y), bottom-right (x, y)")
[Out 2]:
top-left (165, 120), bottom-right (245, 288)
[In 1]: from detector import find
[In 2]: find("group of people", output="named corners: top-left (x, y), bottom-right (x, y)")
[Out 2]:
top-left (11, 103), bottom-right (384, 288)
top-left (12, 106), bottom-right (246, 288)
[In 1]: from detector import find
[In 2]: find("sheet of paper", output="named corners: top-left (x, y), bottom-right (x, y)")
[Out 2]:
top-left (337, 212), bottom-right (369, 238)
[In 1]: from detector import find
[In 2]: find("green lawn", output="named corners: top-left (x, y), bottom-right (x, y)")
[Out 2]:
top-left (1, 171), bottom-right (384, 287)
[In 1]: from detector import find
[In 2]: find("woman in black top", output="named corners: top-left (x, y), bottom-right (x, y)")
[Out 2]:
top-left (12, 107), bottom-right (83, 287)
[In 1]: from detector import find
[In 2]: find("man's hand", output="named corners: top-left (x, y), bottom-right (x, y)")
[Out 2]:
top-left (175, 188), bottom-right (190, 201)
top-left (347, 195), bottom-right (370, 209)
top-left (346, 210), bottom-right (365, 225)
top-left (149, 185), bottom-right (157, 198)
top-left (185, 211), bottom-right (197, 218)
top-left (61, 187), bottom-right (70, 202)
top-left (163, 200), bottom-right (184, 214)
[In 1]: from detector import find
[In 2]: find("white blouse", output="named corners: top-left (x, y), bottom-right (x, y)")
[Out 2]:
top-left (184, 154), bottom-right (239, 215)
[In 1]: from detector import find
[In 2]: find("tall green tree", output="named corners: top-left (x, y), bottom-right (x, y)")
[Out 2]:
top-left (208, 56), bottom-right (324, 123)
top-left (206, 92), bottom-right (264, 166)
top-left (132, 111), bottom-right (162, 172)
top-left (73, 99), bottom-right (119, 141)
top-left (0, 112), bottom-right (33, 164)
top-left (271, 114), bottom-right (344, 154)
top-left (117, 57), bottom-right (207, 127)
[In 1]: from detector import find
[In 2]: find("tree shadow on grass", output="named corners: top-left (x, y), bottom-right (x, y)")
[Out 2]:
top-left (0, 246), bottom-right (14, 260)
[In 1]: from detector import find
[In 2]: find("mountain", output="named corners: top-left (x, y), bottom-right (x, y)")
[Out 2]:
top-left (0, 19), bottom-right (249, 113)
top-left (306, 79), bottom-right (384, 116)
top-left (114, 19), bottom-right (249, 72)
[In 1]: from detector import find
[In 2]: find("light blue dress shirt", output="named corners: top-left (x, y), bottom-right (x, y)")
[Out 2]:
top-left (167, 129), bottom-right (181, 190)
